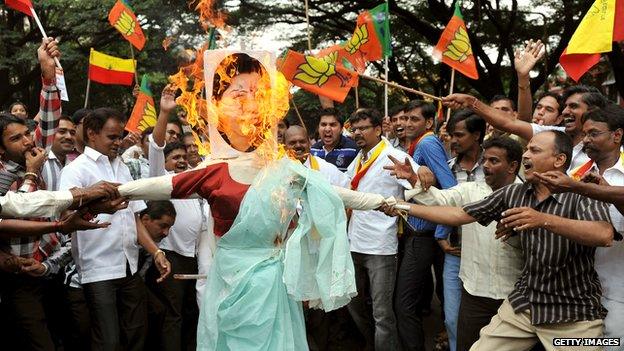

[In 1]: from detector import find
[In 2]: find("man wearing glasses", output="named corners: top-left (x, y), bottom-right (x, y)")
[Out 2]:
top-left (345, 108), bottom-right (417, 351)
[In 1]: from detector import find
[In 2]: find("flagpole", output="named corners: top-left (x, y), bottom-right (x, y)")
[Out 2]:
top-left (304, 0), bottom-right (312, 52)
top-left (445, 68), bottom-right (456, 122)
top-left (129, 43), bottom-right (139, 87)
top-left (355, 87), bottom-right (359, 109)
top-left (362, 74), bottom-right (442, 101)
top-left (29, 7), bottom-right (62, 69)
top-left (290, 96), bottom-right (306, 128)
top-left (84, 79), bottom-right (91, 109)
top-left (384, 57), bottom-right (389, 116)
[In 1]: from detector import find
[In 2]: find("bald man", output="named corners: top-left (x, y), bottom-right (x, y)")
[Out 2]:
top-left (284, 125), bottom-right (349, 188)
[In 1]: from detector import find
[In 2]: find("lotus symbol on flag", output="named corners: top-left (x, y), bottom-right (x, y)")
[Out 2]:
top-left (443, 27), bottom-right (472, 62)
top-left (138, 103), bottom-right (157, 131)
top-left (320, 51), bottom-right (338, 65)
top-left (113, 11), bottom-right (136, 37)
top-left (294, 56), bottom-right (337, 86)
top-left (345, 25), bottom-right (370, 54)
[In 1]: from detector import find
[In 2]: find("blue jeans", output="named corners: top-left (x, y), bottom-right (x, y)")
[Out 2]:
top-left (348, 252), bottom-right (398, 351)
top-left (443, 254), bottom-right (461, 351)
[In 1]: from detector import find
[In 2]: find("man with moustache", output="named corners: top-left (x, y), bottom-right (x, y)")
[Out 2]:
top-left (388, 105), bottom-right (411, 152)
top-left (310, 108), bottom-right (358, 172)
top-left (284, 125), bottom-right (349, 187)
top-left (539, 105), bottom-right (624, 349)
top-left (345, 108), bottom-right (417, 350)
top-left (385, 136), bottom-right (524, 351)
top-left (393, 130), bottom-right (614, 350)
top-left (444, 85), bottom-right (607, 170)
top-left (59, 107), bottom-right (171, 351)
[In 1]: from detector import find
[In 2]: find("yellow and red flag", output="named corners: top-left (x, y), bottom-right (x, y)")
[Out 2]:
top-left (88, 48), bottom-right (136, 86)
top-left (278, 50), bottom-right (358, 103)
top-left (108, 0), bottom-right (146, 51)
top-left (559, 0), bottom-right (624, 82)
top-left (4, 0), bottom-right (32, 16)
top-left (126, 75), bottom-right (156, 133)
top-left (432, 2), bottom-right (479, 80)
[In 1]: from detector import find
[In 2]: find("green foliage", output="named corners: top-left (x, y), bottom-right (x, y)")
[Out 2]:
top-left (0, 0), bottom-right (206, 116)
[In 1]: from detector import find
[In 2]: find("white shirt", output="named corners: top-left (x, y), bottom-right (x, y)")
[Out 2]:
top-left (405, 179), bottom-right (524, 299)
top-left (346, 139), bottom-right (416, 255)
top-left (304, 155), bottom-right (350, 187)
top-left (59, 146), bottom-right (146, 284)
top-left (42, 150), bottom-right (71, 192)
top-left (530, 124), bottom-right (589, 171)
top-left (148, 135), bottom-right (211, 257)
top-left (590, 155), bottom-right (624, 303)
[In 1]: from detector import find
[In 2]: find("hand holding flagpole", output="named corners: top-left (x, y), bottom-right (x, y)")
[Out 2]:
top-left (29, 6), bottom-right (62, 69)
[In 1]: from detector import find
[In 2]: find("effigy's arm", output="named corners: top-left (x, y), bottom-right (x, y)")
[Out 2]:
top-left (332, 186), bottom-right (395, 210)
top-left (118, 174), bottom-right (177, 201)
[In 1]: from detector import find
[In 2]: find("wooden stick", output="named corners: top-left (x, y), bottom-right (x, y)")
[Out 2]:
top-left (361, 74), bottom-right (442, 101)
top-left (355, 86), bottom-right (359, 109)
top-left (384, 57), bottom-right (389, 116)
top-left (174, 274), bottom-right (207, 280)
top-left (30, 7), bottom-right (62, 69)
top-left (304, 0), bottom-right (312, 52)
top-left (129, 42), bottom-right (139, 87)
top-left (445, 68), bottom-right (456, 122)
top-left (290, 96), bottom-right (307, 130)
top-left (83, 79), bottom-right (91, 109)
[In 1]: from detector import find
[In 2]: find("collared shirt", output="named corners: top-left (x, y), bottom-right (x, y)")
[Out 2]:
top-left (42, 150), bottom-right (71, 192)
top-left (409, 135), bottom-right (457, 239)
top-left (463, 183), bottom-right (611, 325)
top-left (59, 146), bottom-right (146, 284)
top-left (406, 179), bottom-right (524, 300)
top-left (311, 135), bottom-right (359, 172)
top-left (148, 135), bottom-right (209, 257)
top-left (448, 152), bottom-right (485, 184)
top-left (588, 155), bottom-right (624, 304)
top-left (530, 124), bottom-right (589, 171)
top-left (346, 139), bottom-right (416, 255)
top-left (35, 77), bottom-right (62, 151)
top-left (389, 137), bottom-right (408, 152)
top-left (304, 155), bottom-right (350, 187)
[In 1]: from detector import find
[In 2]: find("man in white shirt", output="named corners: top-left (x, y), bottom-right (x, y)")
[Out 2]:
top-left (387, 135), bottom-right (525, 350)
top-left (345, 108), bottom-right (417, 351)
top-left (443, 85), bottom-right (609, 171)
top-left (147, 93), bottom-right (214, 351)
top-left (284, 125), bottom-right (349, 187)
top-left (59, 107), bottom-right (170, 351)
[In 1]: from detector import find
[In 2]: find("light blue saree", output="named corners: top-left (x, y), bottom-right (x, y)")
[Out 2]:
top-left (197, 158), bottom-right (356, 350)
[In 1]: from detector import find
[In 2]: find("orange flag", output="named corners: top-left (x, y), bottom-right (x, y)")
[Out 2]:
top-left (278, 50), bottom-right (359, 103)
top-left (317, 44), bottom-right (367, 73)
top-left (108, 0), bottom-right (146, 51)
top-left (126, 75), bottom-right (156, 133)
top-left (432, 3), bottom-right (479, 80)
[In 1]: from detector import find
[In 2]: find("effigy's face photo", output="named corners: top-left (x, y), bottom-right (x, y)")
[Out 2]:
top-left (216, 72), bottom-right (262, 140)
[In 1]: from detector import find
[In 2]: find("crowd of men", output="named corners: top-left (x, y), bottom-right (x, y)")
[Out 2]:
top-left (1, 38), bottom-right (623, 351)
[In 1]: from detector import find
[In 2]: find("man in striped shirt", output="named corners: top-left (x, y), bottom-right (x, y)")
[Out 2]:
top-left (391, 130), bottom-right (614, 350)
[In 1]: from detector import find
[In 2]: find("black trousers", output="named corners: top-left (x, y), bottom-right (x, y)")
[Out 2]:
top-left (147, 250), bottom-right (198, 351)
top-left (83, 272), bottom-right (147, 351)
top-left (456, 287), bottom-right (504, 351)
top-left (63, 286), bottom-right (91, 351)
top-left (394, 234), bottom-right (445, 351)
top-left (0, 273), bottom-right (55, 351)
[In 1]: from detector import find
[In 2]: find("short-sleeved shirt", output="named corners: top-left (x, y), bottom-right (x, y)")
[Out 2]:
top-left (463, 182), bottom-right (611, 325)
top-left (310, 135), bottom-right (358, 172)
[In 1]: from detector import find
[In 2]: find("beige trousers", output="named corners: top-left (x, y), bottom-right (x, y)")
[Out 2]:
top-left (470, 299), bottom-right (604, 351)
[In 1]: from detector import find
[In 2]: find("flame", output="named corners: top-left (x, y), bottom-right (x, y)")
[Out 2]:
top-left (191, 0), bottom-right (227, 31)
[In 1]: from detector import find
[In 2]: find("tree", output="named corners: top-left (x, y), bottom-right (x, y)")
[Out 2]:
top-left (233, 0), bottom-right (613, 107)
top-left (0, 0), bottom-right (206, 115)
